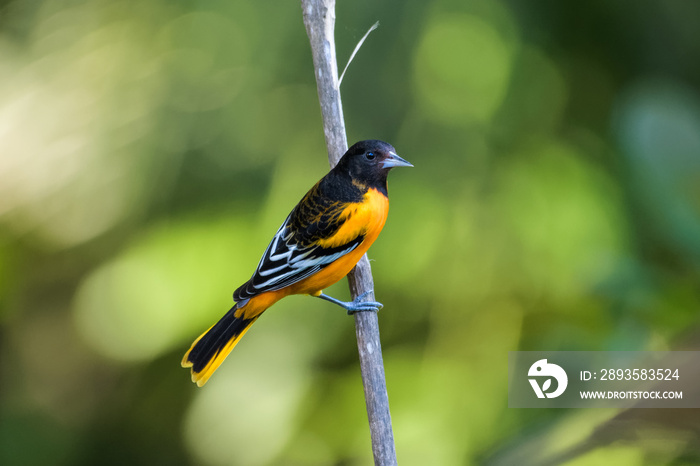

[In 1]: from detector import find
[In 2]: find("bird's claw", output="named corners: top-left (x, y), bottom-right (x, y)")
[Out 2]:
top-left (316, 291), bottom-right (383, 314)
top-left (345, 291), bottom-right (384, 315)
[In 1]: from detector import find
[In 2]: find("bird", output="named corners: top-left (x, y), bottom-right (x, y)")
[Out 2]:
top-left (181, 140), bottom-right (412, 386)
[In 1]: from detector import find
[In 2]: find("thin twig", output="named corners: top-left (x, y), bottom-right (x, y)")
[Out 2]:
top-left (300, 1), bottom-right (398, 465)
top-left (339, 21), bottom-right (379, 86)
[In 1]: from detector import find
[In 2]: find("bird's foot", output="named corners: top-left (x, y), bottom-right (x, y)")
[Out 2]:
top-left (317, 291), bottom-right (384, 315)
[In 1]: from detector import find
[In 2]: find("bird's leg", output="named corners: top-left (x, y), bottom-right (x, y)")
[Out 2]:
top-left (316, 291), bottom-right (384, 315)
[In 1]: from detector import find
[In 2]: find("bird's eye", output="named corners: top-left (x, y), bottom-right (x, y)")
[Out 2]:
top-left (365, 152), bottom-right (376, 160)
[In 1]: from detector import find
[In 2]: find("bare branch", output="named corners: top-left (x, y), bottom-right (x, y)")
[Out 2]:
top-left (301, 1), bottom-right (398, 465)
top-left (301, 0), bottom-right (347, 164)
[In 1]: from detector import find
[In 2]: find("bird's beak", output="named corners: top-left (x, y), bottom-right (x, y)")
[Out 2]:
top-left (382, 151), bottom-right (414, 169)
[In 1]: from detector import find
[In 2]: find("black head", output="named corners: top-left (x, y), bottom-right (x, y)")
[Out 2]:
top-left (334, 140), bottom-right (412, 194)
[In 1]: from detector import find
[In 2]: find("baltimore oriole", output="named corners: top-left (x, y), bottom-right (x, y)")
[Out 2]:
top-left (181, 140), bottom-right (412, 386)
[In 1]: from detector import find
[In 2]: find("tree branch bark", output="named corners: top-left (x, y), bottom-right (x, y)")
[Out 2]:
top-left (301, 1), bottom-right (398, 465)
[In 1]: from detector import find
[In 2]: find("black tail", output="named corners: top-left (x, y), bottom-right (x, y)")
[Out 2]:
top-left (181, 304), bottom-right (259, 387)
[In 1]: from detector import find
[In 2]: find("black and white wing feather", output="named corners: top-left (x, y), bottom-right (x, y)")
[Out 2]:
top-left (233, 178), bottom-right (366, 302)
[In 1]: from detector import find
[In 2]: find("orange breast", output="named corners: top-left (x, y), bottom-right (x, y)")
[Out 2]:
top-left (233, 188), bottom-right (389, 320)
top-left (288, 187), bottom-right (389, 296)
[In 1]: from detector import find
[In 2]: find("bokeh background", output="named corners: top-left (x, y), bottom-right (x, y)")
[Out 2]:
top-left (2, 0), bottom-right (700, 464)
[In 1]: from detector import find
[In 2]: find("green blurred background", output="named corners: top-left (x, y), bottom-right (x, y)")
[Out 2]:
top-left (2, 0), bottom-right (700, 464)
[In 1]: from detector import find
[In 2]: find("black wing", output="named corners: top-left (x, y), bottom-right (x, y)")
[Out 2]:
top-left (233, 180), bottom-right (365, 302)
